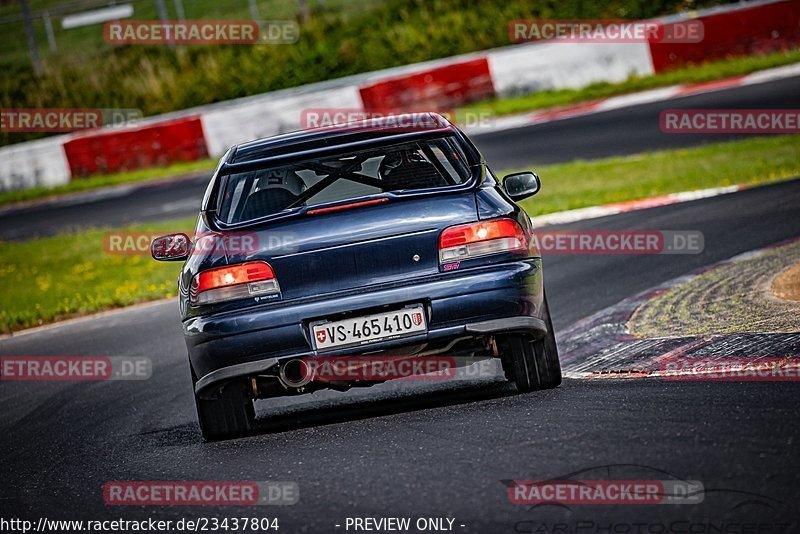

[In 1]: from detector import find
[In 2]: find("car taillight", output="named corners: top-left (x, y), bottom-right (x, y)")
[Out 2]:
top-left (438, 218), bottom-right (528, 264)
top-left (190, 261), bottom-right (279, 305)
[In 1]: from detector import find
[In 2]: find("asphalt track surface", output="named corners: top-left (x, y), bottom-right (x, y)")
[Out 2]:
top-left (1, 74), bottom-right (799, 241)
top-left (2, 178), bottom-right (800, 530)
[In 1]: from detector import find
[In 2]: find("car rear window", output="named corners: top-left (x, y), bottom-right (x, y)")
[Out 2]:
top-left (216, 137), bottom-right (471, 224)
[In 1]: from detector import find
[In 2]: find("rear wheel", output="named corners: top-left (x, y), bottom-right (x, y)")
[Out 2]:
top-left (191, 367), bottom-right (255, 441)
top-left (500, 295), bottom-right (561, 392)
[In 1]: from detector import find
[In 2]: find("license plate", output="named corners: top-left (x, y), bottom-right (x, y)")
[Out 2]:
top-left (311, 306), bottom-right (427, 351)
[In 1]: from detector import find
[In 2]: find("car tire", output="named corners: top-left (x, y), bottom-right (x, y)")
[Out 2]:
top-left (191, 367), bottom-right (255, 441)
top-left (500, 294), bottom-right (562, 392)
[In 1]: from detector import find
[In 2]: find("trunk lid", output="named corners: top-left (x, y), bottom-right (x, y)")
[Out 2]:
top-left (225, 192), bottom-right (477, 301)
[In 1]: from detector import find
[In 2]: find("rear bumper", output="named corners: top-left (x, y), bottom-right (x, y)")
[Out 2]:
top-left (185, 259), bottom-right (544, 393)
top-left (193, 315), bottom-right (546, 394)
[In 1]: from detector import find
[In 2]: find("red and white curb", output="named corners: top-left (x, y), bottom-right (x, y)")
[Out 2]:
top-left (3, 0), bottom-right (798, 191)
top-left (531, 184), bottom-right (745, 227)
top-left (558, 236), bottom-right (800, 380)
top-left (467, 62), bottom-right (800, 135)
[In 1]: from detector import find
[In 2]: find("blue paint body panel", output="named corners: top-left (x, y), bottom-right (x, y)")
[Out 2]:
top-left (176, 114), bottom-right (547, 389)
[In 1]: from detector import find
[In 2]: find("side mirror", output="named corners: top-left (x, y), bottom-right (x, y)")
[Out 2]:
top-left (502, 172), bottom-right (540, 201)
top-left (151, 233), bottom-right (190, 261)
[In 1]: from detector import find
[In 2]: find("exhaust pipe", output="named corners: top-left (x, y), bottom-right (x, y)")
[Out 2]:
top-left (279, 359), bottom-right (313, 388)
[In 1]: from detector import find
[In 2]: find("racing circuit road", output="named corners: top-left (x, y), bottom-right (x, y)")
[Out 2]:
top-left (1, 76), bottom-right (800, 530)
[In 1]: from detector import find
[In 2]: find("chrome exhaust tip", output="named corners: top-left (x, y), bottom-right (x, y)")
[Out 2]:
top-left (279, 359), bottom-right (313, 388)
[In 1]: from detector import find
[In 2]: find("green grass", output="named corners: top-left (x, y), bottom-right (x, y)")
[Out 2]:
top-left (0, 0), bottom-right (381, 67)
top-left (2, 0), bottom-right (731, 146)
top-left (0, 217), bottom-right (194, 334)
top-left (3, 50), bottom-right (798, 209)
top-left (0, 158), bottom-right (215, 207)
top-left (462, 49), bottom-right (800, 118)
top-left (516, 135), bottom-right (800, 216)
top-left (1, 135), bottom-right (798, 334)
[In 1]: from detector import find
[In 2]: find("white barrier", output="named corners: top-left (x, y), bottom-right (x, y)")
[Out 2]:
top-left (0, 136), bottom-right (71, 192)
top-left (201, 85), bottom-right (364, 157)
top-left (487, 42), bottom-right (654, 97)
top-left (1, 0), bottom-right (787, 193)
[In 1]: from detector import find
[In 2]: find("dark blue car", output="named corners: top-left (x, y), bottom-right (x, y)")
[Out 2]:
top-left (152, 113), bottom-right (560, 440)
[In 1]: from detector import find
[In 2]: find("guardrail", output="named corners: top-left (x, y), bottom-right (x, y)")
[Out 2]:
top-left (1, 0), bottom-right (797, 192)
